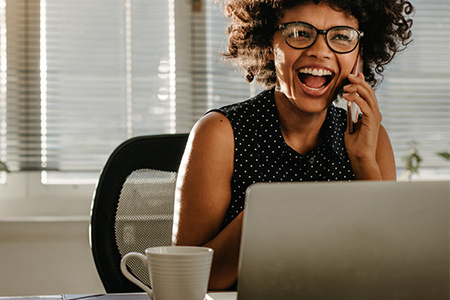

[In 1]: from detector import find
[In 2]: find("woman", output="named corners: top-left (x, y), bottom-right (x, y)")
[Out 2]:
top-left (173, 0), bottom-right (414, 290)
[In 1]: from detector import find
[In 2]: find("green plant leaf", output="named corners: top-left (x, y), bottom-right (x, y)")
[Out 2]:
top-left (437, 152), bottom-right (450, 161)
top-left (0, 161), bottom-right (10, 172)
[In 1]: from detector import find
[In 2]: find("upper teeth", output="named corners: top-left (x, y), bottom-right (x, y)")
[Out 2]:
top-left (299, 68), bottom-right (332, 76)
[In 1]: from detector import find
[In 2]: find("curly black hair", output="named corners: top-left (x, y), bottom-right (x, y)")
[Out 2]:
top-left (221, 0), bottom-right (414, 88)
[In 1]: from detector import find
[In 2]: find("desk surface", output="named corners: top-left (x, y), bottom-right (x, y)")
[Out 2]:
top-left (0, 292), bottom-right (237, 300)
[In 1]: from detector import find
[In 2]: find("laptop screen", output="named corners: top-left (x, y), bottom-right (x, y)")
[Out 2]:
top-left (237, 180), bottom-right (449, 300)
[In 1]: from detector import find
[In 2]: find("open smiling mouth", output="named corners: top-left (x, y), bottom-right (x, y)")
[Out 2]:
top-left (298, 68), bottom-right (335, 90)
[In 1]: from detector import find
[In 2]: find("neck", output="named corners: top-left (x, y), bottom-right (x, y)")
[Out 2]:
top-left (274, 91), bottom-right (328, 155)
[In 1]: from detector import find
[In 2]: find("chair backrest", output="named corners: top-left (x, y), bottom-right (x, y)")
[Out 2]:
top-left (90, 133), bottom-right (189, 293)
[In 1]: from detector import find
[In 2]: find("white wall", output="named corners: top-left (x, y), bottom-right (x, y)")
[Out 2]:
top-left (0, 219), bottom-right (104, 296)
top-left (0, 172), bottom-right (104, 296)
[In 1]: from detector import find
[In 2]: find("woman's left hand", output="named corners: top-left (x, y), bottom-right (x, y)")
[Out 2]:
top-left (342, 73), bottom-right (383, 177)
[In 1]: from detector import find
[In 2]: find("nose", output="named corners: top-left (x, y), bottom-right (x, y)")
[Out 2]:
top-left (304, 34), bottom-right (333, 59)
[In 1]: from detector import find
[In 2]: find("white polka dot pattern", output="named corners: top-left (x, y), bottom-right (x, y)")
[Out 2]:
top-left (208, 88), bottom-right (355, 227)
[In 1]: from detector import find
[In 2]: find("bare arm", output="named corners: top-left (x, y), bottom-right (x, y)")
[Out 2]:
top-left (172, 112), bottom-right (242, 290)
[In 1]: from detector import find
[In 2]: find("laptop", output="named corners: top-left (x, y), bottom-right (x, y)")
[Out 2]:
top-left (237, 180), bottom-right (449, 300)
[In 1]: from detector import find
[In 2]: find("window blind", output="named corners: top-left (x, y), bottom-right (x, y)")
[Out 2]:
top-left (2, 0), bottom-right (41, 171)
top-left (191, 0), bottom-right (258, 119)
top-left (377, 0), bottom-right (450, 171)
top-left (41, 0), bottom-right (182, 173)
top-left (0, 0), bottom-right (448, 184)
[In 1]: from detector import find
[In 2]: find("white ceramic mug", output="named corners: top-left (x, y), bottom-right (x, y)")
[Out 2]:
top-left (120, 246), bottom-right (214, 300)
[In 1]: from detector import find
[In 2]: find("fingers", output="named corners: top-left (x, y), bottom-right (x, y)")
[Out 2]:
top-left (342, 74), bottom-right (378, 112)
top-left (342, 74), bottom-right (381, 119)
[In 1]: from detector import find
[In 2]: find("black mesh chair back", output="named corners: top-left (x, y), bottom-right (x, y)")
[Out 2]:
top-left (90, 133), bottom-right (189, 293)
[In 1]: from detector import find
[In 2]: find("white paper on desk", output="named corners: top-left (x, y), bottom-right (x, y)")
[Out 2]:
top-left (63, 294), bottom-right (148, 300)
top-left (207, 292), bottom-right (237, 300)
top-left (0, 296), bottom-right (63, 300)
top-left (63, 293), bottom-right (236, 300)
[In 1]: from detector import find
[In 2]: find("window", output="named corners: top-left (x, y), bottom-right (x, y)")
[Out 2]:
top-left (377, 0), bottom-right (450, 177)
top-left (0, 0), bottom-right (448, 186)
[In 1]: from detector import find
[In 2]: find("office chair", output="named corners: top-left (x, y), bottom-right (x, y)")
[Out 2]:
top-left (90, 133), bottom-right (189, 293)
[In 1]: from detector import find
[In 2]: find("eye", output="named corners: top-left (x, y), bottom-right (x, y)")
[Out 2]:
top-left (329, 28), bottom-right (357, 45)
top-left (284, 24), bottom-right (315, 43)
top-left (290, 29), bottom-right (311, 39)
top-left (331, 34), bottom-right (352, 43)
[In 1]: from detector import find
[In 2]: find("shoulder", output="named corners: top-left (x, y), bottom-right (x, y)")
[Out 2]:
top-left (188, 112), bottom-right (234, 156)
top-left (188, 88), bottom-right (275, 157)
top-left (176, 111), bottom-right (235, 204)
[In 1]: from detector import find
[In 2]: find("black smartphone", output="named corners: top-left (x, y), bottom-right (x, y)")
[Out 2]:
top-left (347, 52), bottom-right (363, 134)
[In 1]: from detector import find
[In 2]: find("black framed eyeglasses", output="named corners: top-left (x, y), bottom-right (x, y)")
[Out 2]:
top-left (278, 21), bottom-right (364, 54)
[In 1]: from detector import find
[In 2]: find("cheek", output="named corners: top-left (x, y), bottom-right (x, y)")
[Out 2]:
top-left (341, 55), bottom-right (358, 76)
top-left (273, 45), bottom-right (287, 76)
top-left (273, 43), bottom-right (300, 79)
top-left (335, 55), bottom-right (358, 84)
top-left (274, 46), bottom-right (287, 81)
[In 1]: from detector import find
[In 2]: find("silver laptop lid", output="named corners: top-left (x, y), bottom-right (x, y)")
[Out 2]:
top-left (237, 180), bottom-right (449, 300)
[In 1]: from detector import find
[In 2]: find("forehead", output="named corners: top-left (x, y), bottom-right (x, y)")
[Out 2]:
top-left (279, 2), bottom-right (359, 29)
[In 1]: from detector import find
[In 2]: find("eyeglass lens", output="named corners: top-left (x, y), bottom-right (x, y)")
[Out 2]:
top-left (282, 22), bottom-right (361, 53)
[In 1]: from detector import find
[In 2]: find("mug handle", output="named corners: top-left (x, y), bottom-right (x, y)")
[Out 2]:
top-left (120, 252), bottom-right (153, 299)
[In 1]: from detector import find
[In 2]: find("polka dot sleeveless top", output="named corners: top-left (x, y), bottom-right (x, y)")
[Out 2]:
top-left (209, 88), bottom-right (355, 228)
